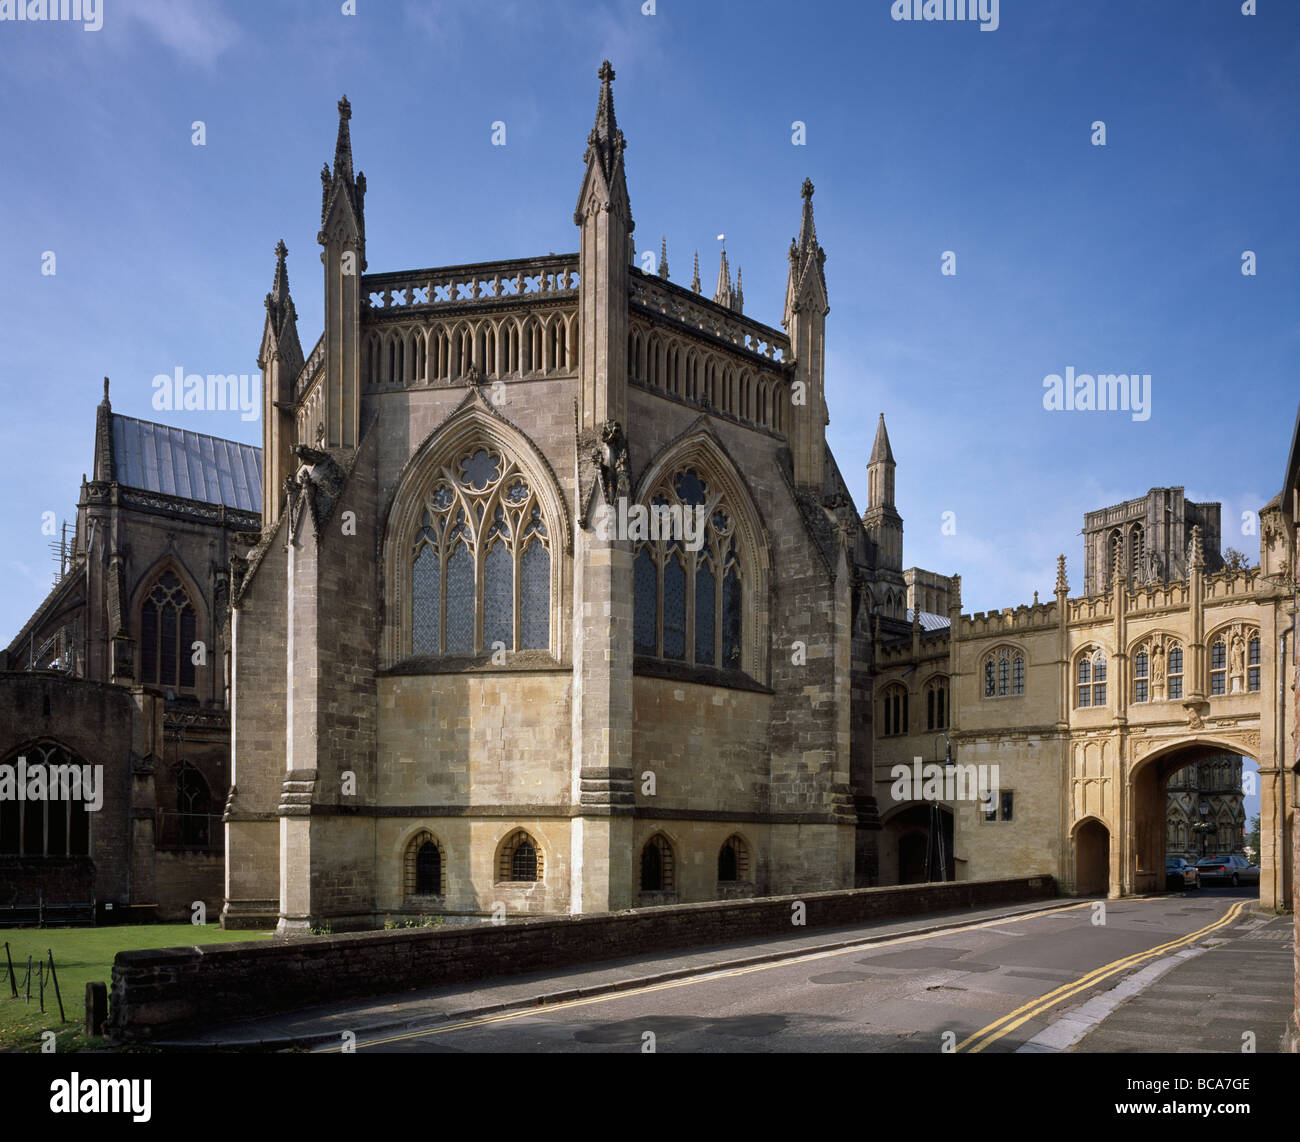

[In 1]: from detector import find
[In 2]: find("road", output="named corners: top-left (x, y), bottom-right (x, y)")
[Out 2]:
top-left (320, 887), bottom-right (1289, 1054)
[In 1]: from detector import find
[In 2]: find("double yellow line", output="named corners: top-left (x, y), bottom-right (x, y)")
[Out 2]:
top-left (324, 900), bottom-right (1091, 1052)
top-left (318, 898), bottom-right (1240, 1053)
top-left (956, 899), bottom-right (1247, 1053)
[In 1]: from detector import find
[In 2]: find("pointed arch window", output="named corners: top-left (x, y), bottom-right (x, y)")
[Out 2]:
top-left (925, 676), bottom-right (948, 731)
top-left (640, 834), bottom-right (676, 893)
top-left (880, 683), bottom-right (908, 737)
top-left (717, 834), bottom-right (750, 883)
top-left (175, 762), bottom-right (212, 847)
top-left (140, 571), bottom-right (197, 689)
top-left (633, 467), bottom-right (744, 672)
top-left (410, 447), bottom-right (552, 657)
top-left (982, 646), bottom-right (1024, 699)
top-left (403, 830), bottom-right (446, 897)
top-left (0, 743), bottom-right (90, 857)
top-left (497, 829), bottom-right (543, 883)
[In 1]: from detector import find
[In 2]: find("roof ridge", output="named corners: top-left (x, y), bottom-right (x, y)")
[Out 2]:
top-left (110, 411), bottom-right (259, 452)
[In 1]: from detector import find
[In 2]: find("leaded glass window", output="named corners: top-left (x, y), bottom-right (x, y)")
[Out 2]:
top-left (632, 468), bottom-right (746, 672)
top-left (409, 447), bottom-right (552, 657)
top-left (141, 571), bottom-right (197, 689)
top-left (1168, 644), bottom-right (1184, 699)
top-left (1210, 639), bottom-right (1226, 696)
top-left (983, 647), bottom-right (1023, 699)
top-left (1248, 634), bottom-right (1260, 692)
top-left (1134, 651), bottom-right (1148, 703)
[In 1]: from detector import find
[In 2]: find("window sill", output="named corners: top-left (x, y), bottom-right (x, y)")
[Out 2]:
top-left (633, 656), bottom-right (771, 694)
top-left (382, 650), bottom-right (567, 676)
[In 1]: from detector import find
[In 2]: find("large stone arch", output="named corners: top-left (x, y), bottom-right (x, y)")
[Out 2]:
top-left (1125, 733), bottom-right (1262, 897)
top-left (379, 394), bottom-right (571, 667)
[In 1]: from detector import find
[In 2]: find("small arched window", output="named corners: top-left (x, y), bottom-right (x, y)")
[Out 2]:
top-left (1134, 650), bottom-right (1149, 703)
top-left (140, 571), bottom-right (197, 689)
top-left (880, 684), bottom-right (908, 737)
top-left (640, 834), bottom-right (676, 892)
top-left (925, 677), bottom-right (948, 731)
top-left (717, 834), bottom-right (750, 883)
top-left (175, 762), bottom-right (212, 847)
top-left (403, 830), bottom-right (446, 896)
top-left (497, 829), bottom-right (543, 883)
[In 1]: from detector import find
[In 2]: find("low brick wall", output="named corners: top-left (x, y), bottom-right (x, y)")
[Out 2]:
top-left (108, 875), bottom-right (1055, 1041)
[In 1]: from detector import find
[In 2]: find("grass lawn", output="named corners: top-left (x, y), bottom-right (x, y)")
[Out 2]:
top-left (0, 924), bottom-right (273, 1052)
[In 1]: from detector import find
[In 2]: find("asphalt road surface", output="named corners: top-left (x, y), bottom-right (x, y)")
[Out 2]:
top-left (329, 887), bottom-right (1281, 1054)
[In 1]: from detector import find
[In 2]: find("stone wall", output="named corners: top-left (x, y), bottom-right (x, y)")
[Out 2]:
top-left (109, 875), bottom-right (1054, 1040)
top-left (154, 850), bottom-right (223, 923)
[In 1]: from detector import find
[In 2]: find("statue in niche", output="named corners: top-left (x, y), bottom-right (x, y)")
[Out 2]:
top-left (598, 420), bottom-right (631, 507)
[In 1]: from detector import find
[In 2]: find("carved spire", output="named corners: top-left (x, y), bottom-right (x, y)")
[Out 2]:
top-left (1189, 524), bottom-right (1205, 570)
top-left (319, 95), bottom-right (366, 264)
top-left (94, 377), bottom-right (114, 483)
top-left (1055, 554), bottom-right (1069, 595)
top-left (333, 95), bottom-right (354, 183)
top-left (784, 177), bottom-right (829, 324)
top-left (658, 235), bottom-right (669, 279)
top-left (585, 60), bottom-right (625, 185)
top-left (265, 239), bottom-right (298, 341)
top-left (691, 250), bottom-right (701, 294)
top-left (713, 246), bottom-right (734, 309)
top-left (869, 413), bottom-right (895, 465)
top-left (574, 60), bottom-right (632, 233)
top-left (261, 240), bottom-right (304, 376)
top-left (734, 266), bottom-right (743, 313)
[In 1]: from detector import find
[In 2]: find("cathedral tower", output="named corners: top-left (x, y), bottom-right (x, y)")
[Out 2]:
top-left (863, 413), bottom-right (903, 572)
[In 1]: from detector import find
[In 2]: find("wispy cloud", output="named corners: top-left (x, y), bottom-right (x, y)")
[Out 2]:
top-left (114, 0), bottom-right (241, 69)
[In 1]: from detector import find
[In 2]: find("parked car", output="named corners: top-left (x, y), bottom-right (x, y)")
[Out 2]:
top-left (1165, 857), bottom-right (1200, 891)
top-left (1195, 854), bottom-right (1260, 886)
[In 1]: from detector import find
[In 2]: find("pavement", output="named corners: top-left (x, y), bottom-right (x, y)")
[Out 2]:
top-left (1071, 909), bottom-right (1296, 1053)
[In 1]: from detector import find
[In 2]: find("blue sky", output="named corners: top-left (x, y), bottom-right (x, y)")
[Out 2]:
top-left (1, 0), bottom-right (1296, 649)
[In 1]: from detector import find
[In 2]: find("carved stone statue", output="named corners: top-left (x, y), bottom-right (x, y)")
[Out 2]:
top-left (598, 420), bottom-right (631, 507)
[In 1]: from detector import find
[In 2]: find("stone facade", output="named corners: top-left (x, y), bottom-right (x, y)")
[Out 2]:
top-left (875, 494), bottom-right (1295, 912)
top-left (1, 385), bottom-right (258, 921)
top-left (226, 69), bottom-right (886, 931)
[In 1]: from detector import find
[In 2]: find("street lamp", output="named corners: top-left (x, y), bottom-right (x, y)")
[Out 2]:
top-left (927, 735), bottom-right (955, 883)
top-left (1192, 799), bottom-right (1216, 860)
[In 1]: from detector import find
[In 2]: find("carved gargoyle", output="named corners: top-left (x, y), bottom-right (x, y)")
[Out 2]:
top-left (286, 444), bottom-right (348, 540)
